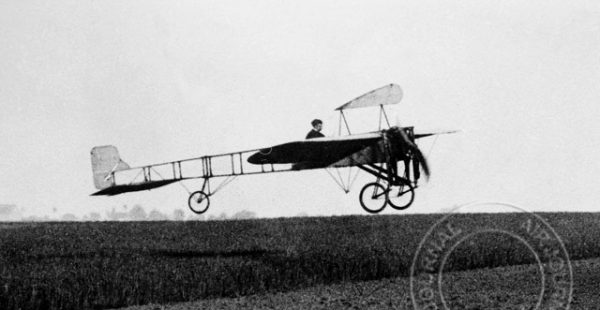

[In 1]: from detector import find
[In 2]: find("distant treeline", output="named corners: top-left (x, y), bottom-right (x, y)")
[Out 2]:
top-left (0, 204), bottom-right (257, 222)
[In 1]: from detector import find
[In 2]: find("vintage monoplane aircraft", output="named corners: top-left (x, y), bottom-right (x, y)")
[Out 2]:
top-left (91, 84), bottom-right (455, 214)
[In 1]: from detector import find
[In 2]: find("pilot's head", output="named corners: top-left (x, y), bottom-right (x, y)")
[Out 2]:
top-left (311, 119), bottom-right (323, 131)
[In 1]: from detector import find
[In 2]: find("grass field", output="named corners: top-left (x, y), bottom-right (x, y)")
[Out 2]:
top-left (118, 258), bottom-right (600, 309)
top-left (1, 212), bottom-right (599, 309)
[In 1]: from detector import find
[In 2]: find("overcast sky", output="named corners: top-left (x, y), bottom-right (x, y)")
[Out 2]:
top-left (1, 0), bottom-right (599, 219)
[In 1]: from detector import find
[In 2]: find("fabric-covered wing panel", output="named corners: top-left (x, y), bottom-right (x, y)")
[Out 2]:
top-left (247, 136), bottom-right (381, 167)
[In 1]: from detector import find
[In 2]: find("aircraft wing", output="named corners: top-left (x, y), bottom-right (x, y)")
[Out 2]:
top-left (414, 130), bottom-right (459, 139)
top-left (247, 133), bottom-right (382, 169)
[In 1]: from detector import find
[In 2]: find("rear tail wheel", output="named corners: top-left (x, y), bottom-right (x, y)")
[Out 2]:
top-left (359, 182), bottom-right (388, 214)
top-left (387, 180), bottom-right (415, 210)
top-left (188, 191), bottom-right (210, 214)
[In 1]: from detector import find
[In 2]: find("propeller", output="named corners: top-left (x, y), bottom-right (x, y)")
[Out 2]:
top-left (389, 116), bottom-right (430, 179)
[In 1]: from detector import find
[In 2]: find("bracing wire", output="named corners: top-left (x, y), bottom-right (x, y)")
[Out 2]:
top-left (325, 166), bottom-right (363, 193)
top-left (335, 167), bottom-right (345, 190)
top-left (346, 167), bottom-right (352, 190)
top-left (426, 135), bottom-right (440, 158)
top-left (348, 166), bottom-right (362, 190)
top-left (128, 169), bottom-right (144, 185)
top-left (325, 168), bottom-right (346, 191)
top-left (212, 176), bottom-right (237, 195)
top-left (178, 182), bottom-right (193, 195)
top-left (150, 167), bottom-right (193, 194)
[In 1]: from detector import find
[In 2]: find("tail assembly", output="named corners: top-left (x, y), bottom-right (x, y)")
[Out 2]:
top-left (90, 145), bottom-right (130, 190)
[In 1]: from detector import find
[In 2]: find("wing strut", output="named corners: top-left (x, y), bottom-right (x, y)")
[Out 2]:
top-left (378, 105), bottom-right (391, 130)
top-left (338, 110), bottom-right (351, 135)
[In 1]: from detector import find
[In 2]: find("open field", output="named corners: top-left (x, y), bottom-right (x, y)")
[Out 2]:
top-left (1, 212), bottom-right (599, 309)
top-left (118, 258), bottom-right (600, 309)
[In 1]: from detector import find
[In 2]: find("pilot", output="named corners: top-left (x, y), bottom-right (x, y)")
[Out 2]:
top-left (306, 119), bottom-right (325, 139)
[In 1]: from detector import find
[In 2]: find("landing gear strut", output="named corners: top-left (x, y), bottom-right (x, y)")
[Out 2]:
top-left (187, 178), bottom-right (211, 214)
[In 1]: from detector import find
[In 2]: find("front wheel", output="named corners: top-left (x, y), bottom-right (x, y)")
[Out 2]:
top-left (188, 191), bottom-right (210, 214)
top-left (387, 180), bottom-right (415, 210)
top-left (359, 182), bottom-right (388, 214)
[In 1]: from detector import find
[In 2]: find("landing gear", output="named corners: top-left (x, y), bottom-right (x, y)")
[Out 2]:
top-left (358, 178), bottom-right (415, 214)
top-left (188, 191), bottom-right (210, 214)
top-left (387, 179), bottom-right (414, 210)
top-left (359, 182), bottom-right (388, 214)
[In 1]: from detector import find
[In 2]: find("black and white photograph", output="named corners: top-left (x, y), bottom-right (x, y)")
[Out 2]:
top-left (1, 0), bottom-right (599, 309)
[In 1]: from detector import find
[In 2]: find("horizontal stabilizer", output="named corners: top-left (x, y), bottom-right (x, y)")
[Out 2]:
top-left (91, 180), bottom-right (180, 196)
top-left (335, 84), bottom-right (403, 111)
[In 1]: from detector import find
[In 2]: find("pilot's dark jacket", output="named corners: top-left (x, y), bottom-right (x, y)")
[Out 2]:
top-left (306, 130), bottom-right (325, 139)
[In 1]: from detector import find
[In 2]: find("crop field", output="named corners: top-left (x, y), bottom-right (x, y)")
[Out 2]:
top-left (1, 212), bottom-right (599, 310)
